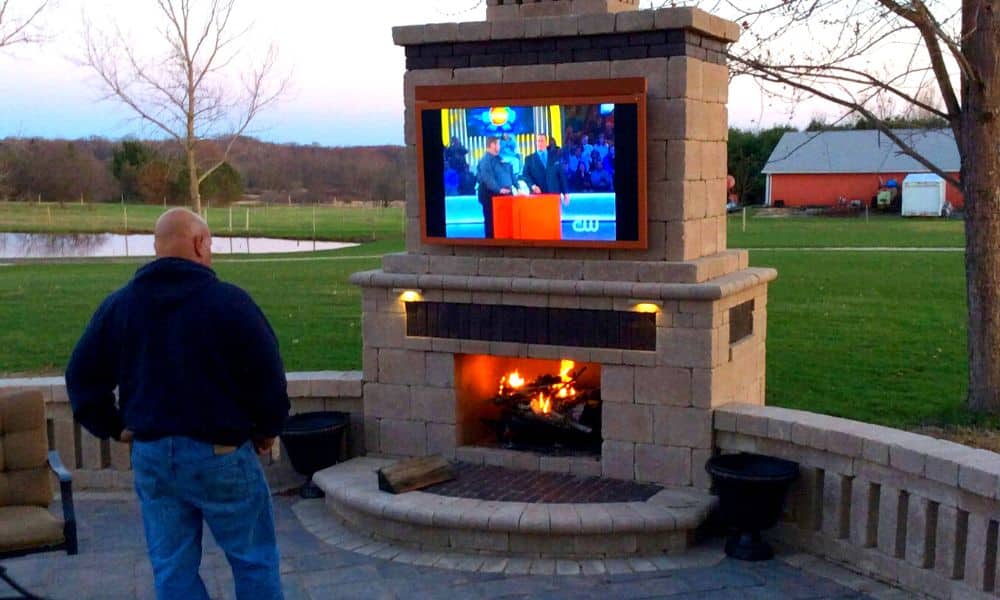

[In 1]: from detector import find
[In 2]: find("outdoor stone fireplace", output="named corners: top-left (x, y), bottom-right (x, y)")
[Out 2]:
top-left (351, 0), bottom-right (775, 490)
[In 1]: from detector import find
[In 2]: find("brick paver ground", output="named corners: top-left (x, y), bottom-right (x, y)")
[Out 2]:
top-left (0, 495), bottom-right (896, 600)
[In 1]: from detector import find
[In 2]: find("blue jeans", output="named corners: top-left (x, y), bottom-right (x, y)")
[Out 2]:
top-left (131, 436), bottom-right (282, 600)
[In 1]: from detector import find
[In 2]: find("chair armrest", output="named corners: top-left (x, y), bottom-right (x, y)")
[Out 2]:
top-left (47, 450), bottom-right (72, 483)
top-left (47, 450), bottom-right (78, 555)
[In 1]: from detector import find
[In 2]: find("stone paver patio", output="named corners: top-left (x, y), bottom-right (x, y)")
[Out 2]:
top-left (0, 493), bottom-right (908, 599)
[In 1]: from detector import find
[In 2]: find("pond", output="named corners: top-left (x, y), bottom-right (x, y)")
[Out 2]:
top-left (0, 233), bottom-right (357, 259)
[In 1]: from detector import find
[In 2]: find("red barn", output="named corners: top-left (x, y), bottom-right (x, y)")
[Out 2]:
top-left (761, 129), bottom-right (963, 208)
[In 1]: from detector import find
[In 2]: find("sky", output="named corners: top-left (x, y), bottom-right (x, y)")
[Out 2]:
top-left (0, 0), bottom-right (834, 147)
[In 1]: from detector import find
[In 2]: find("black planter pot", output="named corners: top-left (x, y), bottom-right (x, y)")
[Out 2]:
top-left (705, 452), bottom-right (800, 561)
top-left (281, 411), bottom-right (350, 498)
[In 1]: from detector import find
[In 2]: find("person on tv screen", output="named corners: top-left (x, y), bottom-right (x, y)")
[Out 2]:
top-left (499, 132), bottom-right (522, 176)
top-left (571, 161), bottom-right (592, 192)
top-left (590, 156), bottom-right (613, 192)
top-left (476, 136), bottom-right (513, 238)
top-left (521, 134), bottom-right (570, 205)
top-left (445, 136), bottom-right (469, 172)
top-left (580, 134), bottom-right (594, 163)
top-left (593, 133), bottom-right (611, 161)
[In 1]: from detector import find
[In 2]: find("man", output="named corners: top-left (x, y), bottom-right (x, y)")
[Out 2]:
top-left (521, 134), bottom-right (570, 205)
top-left (66, 208), bottom-right (289, 600)
top-left (593, 133), bottom-right (611, 161)
top-left (476, 136), bottom-right (513, 238)
top-left (590, 156), bottom-right (613, 192)
top-left (498, 132), bottom-right (522, 175)
top-left (580, 134), bottom-right (594, 163)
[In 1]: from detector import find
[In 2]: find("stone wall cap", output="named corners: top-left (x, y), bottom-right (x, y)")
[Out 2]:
top-left (716, 403), bottom-right (1000, 498)
top-left (353, 268), bottom-right (771, 301)
top-left (393, 8), bottom-right (739, 46)
top-left (286, 371), bottom-right (362, 382)
top-left (0, 376), bottom-right (65, 388)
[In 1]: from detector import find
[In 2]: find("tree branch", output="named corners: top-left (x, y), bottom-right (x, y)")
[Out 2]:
top-left (732, 53), bottom-right (962, 188)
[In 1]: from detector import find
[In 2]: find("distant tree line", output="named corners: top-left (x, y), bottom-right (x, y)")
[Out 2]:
top-left (0, 113), bottom-right (945, 208)
top-left (0, 137), bottom-right (405, 206)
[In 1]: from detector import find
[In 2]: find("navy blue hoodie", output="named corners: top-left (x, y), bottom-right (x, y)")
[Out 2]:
top-left (66, 257), bottom-right (289, 446)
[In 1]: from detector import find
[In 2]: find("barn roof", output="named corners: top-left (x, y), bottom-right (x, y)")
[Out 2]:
top-left (761, 129), bottom-right (960, 175)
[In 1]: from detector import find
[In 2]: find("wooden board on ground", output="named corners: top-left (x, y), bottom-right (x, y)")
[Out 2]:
top-left (377, 455), bottom-right (456, 494)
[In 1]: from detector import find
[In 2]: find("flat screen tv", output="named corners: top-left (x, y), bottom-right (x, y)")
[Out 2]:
top-left (415, 78), bottom-right (647, 249)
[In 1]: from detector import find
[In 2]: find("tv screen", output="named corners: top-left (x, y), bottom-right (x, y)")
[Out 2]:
top-left (416, 79), bottom-right (647, 249)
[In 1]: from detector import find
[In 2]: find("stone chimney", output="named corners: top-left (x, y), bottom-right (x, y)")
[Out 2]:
top-left (487, 0), bottom-right (640, 21)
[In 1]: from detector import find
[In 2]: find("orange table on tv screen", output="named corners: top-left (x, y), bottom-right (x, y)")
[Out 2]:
top-left (491, 194), bottom-right (562, 241)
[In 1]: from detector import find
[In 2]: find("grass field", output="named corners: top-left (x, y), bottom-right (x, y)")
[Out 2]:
top-left (0, 201), bottom-right (404, 242)
top-left (728, 211), bottom-right (965, 248)
top-left (0, 207), bottom-right (981, 430)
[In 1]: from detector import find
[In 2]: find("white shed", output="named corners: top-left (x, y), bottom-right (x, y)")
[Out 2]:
top-left (902, 173), bottom-right (947, 217)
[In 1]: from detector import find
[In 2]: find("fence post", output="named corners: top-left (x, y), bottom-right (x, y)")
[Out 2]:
top-left (229, 206), bottom-right (233, 233)
top-left (123, 206), bottom-right (129, 257)
top-left (742, 207), bottom-right (747, 233)
top-left (245, 208), bottom-right (250, 232)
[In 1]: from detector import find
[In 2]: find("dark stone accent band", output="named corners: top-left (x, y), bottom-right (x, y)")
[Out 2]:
top-left (403, 30), bottom-right (727, 70)
top-left (729, 299), bottom-right (755, 345)
top-left (405, 301), bottom-right (657, 351)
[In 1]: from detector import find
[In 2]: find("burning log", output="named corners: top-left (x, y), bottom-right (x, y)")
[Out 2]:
top-left (489, 360), bottom-right (601, 444)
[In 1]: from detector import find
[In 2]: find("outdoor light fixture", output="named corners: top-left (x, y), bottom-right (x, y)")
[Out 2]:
top-left (630, 300), bottom-right (662, 313)
top-left (394, 288), bottom-right (423, 302)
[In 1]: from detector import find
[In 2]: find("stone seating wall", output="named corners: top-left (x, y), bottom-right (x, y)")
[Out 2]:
top-left (715, 403), bottom-right (1000, 600)
top-left (0, 372), bottom-right (365, 490)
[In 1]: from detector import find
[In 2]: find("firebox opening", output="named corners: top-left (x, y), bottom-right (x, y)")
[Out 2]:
top-left (455, 354), bottom-right (602, 456)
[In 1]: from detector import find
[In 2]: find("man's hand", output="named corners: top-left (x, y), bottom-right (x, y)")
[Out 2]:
top-left (253, 436), bottom-right (276, 456)
top-left (117, 429), bottom-right (135, 443)
top-left (499, 187), bottom-right (511, 195)
top-left (531, 185), bottom-right (541, 194)
top-left (561, 194), bottom-right (570, 206)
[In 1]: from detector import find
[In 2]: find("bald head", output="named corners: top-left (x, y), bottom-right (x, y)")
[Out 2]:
top-left (154, 208), bottom-right (213, 266)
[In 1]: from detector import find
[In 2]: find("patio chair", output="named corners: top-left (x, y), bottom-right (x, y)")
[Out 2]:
top-left (0, 390), bottom-right (77, 560)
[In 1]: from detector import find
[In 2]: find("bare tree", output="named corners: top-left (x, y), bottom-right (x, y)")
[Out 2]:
top-left (82, 0), bottom-right (287, 213)
top-left (679, 0), bottom-right (997, 412)
top-left (0, 0), bottom-right (47, 49)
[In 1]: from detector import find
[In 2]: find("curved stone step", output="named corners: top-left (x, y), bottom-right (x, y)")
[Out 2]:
top-left (313, 457), bottom-right (717, 559)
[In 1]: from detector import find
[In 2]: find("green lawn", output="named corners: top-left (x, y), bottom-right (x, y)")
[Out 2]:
top-left (0, 253), bottom-right (385, 375)
top-left (0, 201), bottom-right (404, 242)
top-left (0, 209), bottom-right (980, 430)
top-left (757, 249), bottom-right (971, 427)
top-left (728, 212), bottom-right (965, 248)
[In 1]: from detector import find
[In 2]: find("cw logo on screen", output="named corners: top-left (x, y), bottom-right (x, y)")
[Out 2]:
top-left (571, 219), bottom-right (601, 233)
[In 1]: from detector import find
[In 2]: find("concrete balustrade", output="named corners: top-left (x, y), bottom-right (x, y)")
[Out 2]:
top-left (0, 372), bottom-right (365, 490)
top-left (715, 403), bottom-right (1000, 600)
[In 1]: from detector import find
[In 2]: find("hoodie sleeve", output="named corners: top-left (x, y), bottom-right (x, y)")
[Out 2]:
top-left (66, 295), bottom-right (125, 440)
top-left (229, 289), bottom-right (290, 438)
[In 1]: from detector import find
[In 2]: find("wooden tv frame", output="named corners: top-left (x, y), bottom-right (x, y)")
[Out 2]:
top-left (415, 78), bottom-right (648, 249)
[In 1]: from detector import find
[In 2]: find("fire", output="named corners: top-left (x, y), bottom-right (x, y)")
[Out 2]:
top-left (499, 370), bottom-right (526, 395)
top-left (559, 360), bottom-right (574, 381)
top-left (509, 371), bottom-right (525, 388)
top-left (530, 392), bottom-right (552, 415)
top-left (498, 361), bottom-right (580, 415)
top-left (553, 360), bottom-right (577, 402)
